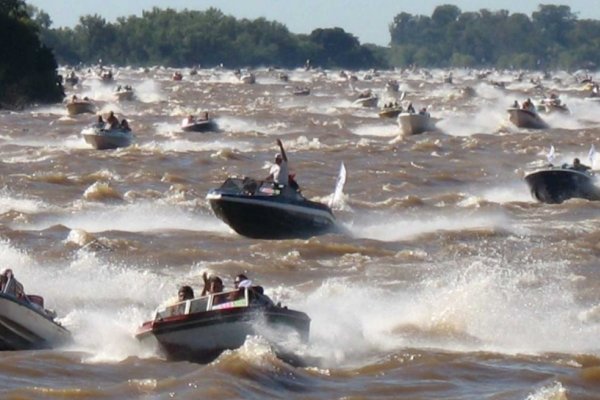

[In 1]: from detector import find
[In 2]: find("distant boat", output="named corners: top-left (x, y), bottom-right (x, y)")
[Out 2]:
top-left (66, 99), bottom-right (95, 116)
top-left (181, 117), bottom-right (218, 133)
top-left (398, 112), bottom-right (437, 136)
top-left (292, 87), bottom-right (310, 96)
top-left (113, 86), bottom-right (135, 102)
top-left (507, 108), bottom-right (549, 129)
top-left (82, 125), bottom-right (134, 150)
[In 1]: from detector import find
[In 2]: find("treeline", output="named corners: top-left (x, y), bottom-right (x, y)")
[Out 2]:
top-left (35, 7), bottom-right (384, 69)
top-left (389, 4), bottom-right (600, 69)
top-left (0, 0), bottom-right (63, 108)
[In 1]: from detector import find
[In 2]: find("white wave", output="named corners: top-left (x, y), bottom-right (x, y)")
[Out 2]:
top-left (10, 200), bottom-right (231, 234)
top-left (348, 210), bottom-right (516, 241)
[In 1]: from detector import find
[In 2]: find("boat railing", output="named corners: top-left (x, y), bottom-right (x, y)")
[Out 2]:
top-left (155, 288), bottom-right (253, 320)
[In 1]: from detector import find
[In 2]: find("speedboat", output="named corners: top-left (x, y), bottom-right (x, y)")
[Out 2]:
top-left (537, 98), bottom-right (569, 114)
top-left (113, 87), bottom-right (134, 102)
top-left (0, 292), bottom-right (70, 350)
top-left (82, 125), bottom-right (134, 150)
top-left (206, 177), bottom-right (336, 239)
top-left (181, 118), bottom-right (218, 133)
top-left (507, 108), bottom-right (549, 129)
top-left (66, 100), bottom-right (95, 116)
top-left (352, 93), bottom-right (378, 108)
top-left (292, 87), bottom-right (310, 96)
top-left (524, 166), bottom-right (600, 204)
top-left (239, 73), bottom-right (256, 84)
top-left (135, 286), bottom-right (310, 362)
top-left (378, 106), bottom-right (402, 119)
top-left (398, 112), bottom-right (437, 136)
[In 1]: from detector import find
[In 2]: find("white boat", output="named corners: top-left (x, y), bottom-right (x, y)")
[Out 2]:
top-left (507, 108), bottom-right (549, 129)
top-left (135, 286), bottom-right (310, 362)
top-left (113, 87), bottom-right (134, 102)
top-left (239, 73), bottom-right (256, 84)
top-left (82, 125), bottom-right (134, 150)
top-left (0, 279), bottom-right (70, 350)
top-left (352, 95), bottom-right (378, 108)
top-left (398, 112), bottom-right (437, 136)
top-left (66, 100), bottom-right (95, 116)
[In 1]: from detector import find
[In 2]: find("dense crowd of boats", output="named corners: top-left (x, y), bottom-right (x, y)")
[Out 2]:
top-left (3, 64), bottom-right (598, 362)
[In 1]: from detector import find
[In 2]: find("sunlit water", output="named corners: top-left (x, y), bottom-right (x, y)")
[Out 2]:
top-left (0, 66), bottom-right (599, 399)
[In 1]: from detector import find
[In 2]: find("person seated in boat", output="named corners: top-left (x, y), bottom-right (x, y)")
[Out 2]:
top-left (120, 119), bottom-right (131, 131)
top-left (266, 139), bottom-right (290, 187)
top-left (199, 111), bottom-right (209, 121)
top-left (0, 269), bottom-right (25, 299)
top-left (70, 94), bottom-right (78, 103)
top-left (572, 158), bottom-right (591, 172)
top-left (178, 285), bottom-right (194, 301)
top-left (106, 111), bottom-right (119, 129)
top-left (418, 107), bottom-right (429, 116)
top-left (96, 115), bottom-right (104, 128)
top-left (407, 103), bottom-right (415, 113)
top-left (522, 98), bottom-right (536, 112)
top-left (512, 100), bottom-right (519, 108)
top-left (232, 273), bottom-right (266, 303)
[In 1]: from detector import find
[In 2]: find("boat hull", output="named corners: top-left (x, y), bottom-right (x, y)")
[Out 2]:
top-left (508, 108), bottom-right (549, 129)
top-left (0, 294), bottom-right (70, 351)
top-left (82, 127), bottom-right (133, 150)
top-left (181, 120), bottom-right (218, 132)
top-left (208, 193), bottom-right (335, 239)
top-left (136, 307), bottom-right (310, 362)
top-left (378, 108), bottom-right (401, 119)
top-left (398, 113), bottom-right (436, 136)
top-left (525, 168), bottom-right (600, 204)
top-left (66, 102), bottom-right (95, 116)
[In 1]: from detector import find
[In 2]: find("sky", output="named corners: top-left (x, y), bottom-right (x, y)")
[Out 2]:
top-left (26, 0), bottom-right (600, 46)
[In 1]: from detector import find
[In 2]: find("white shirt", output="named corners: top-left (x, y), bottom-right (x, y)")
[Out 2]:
top-left (269, 160), bottom-right (289, 185)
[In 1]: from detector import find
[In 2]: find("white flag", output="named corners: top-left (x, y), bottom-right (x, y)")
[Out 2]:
top-left (588, 144), bottom-right (596, 167)
top-left (330, 162), bottom-right (346, 208)
top-left (546, 145), bottom-right (555, 163)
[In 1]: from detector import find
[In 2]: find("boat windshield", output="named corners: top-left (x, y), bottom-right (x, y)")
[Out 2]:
top-left (155, 288), bottom-right (252, 320)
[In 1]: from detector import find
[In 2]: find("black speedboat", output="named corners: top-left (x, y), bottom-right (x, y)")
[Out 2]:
top-left (136, 286), bottom-right (310, 362)
top-left (524, 166), bottom-right (600, 204)
top-left (206, 177), bottom-right (336, 239)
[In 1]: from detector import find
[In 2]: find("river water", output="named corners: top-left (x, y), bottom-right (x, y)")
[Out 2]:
top-left (0, 66), bottom-right (599, 399)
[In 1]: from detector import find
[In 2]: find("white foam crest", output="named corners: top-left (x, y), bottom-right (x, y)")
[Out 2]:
top-left (134, 79), bottom-right (165, 103)
top-left (464, 181), bottom-right (534, 204)
top-left (349, 210), bottom-right (514, 241)
top-left (0, 189), bottom-right (51, 214)
top-left (11, 201), bottom-right (231, 234)
top-left (351, 123), bottom-right (399, 138)
top-left (437, 107), bottom-right (506, 136)
top-left (299, 256), bottom-right (600, 368)
top-left (216, 116), bottom-right (263, 133)
top-left (141, 138), bottom-right (255, 153)
top-left (525, 382), bottom-right (567, 400)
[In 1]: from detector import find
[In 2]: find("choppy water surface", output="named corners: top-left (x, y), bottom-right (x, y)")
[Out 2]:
top-left (1, 66), bottom-right (600, 399)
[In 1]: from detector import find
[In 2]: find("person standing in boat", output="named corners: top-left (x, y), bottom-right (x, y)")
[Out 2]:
top-left (267, 139), bottom-right (289, 186)
top-left (106, 111), bottom-right (119, 129)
